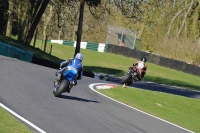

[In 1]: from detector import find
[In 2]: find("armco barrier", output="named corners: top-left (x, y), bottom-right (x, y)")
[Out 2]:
top-left (49, 40), bottom-right (108, 52)
top-left (0, 41), bottom-right (33, 62)
top-left (86, 42), bottom-right (99, 51)
top-left (107, 44), bottom-right (200, 76)
top-left (63, 40), bottom-right (74, 46)
top-left (86, 42), bottom-right (108, 52)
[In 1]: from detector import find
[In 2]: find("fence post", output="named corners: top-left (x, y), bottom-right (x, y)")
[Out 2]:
top-left (133, 30), bottom-right (137, 49)
top-left (33, 28), bottom-right (38, 47)
top-left (44, 35), bottom-right (47, 52)
top-left (49, 45), bottom-right (52, 55)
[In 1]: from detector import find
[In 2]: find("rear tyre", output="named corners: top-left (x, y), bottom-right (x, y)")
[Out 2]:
top-left (120, 73), bottom-right (132, 85)
top-left (54, 79), bottom-right (69, 97)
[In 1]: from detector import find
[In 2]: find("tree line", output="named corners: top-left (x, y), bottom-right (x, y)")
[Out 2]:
top-left (0, 0), bottom-right (200, 66)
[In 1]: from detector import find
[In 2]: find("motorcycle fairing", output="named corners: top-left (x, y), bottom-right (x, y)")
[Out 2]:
top-left (63, 66), bottom-right (77, 81)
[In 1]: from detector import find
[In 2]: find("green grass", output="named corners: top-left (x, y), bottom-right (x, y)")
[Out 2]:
top-left (98, 86), bottom-right (200, 133)
top-left (0, 107), bottom-right (33, 133)
top-left (1, 35), bottom-right (200, 132)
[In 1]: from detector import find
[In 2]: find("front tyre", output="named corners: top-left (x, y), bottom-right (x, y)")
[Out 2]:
top-left (120, 73), bottom-right (132, 85)
top-left (54, 79), bottom-right (69, 97)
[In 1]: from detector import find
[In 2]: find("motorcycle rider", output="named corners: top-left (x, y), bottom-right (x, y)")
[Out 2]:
top-left (133, 57), bottom-right (147, 81)
top-left (122, 57), bottom-right (147, 88)
top-left (54, 53), bottom-right (83, 90)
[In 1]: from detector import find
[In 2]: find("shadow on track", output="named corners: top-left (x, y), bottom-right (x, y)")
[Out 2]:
top-left (59, 95), bottom-right (101, 103)
top-left (132, 82), bottom-right (200, 99)
top-left (144, 76), bottom-right (200, 90)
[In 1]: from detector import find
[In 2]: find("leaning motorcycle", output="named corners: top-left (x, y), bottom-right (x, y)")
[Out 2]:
top-left (53, 66), bottom-right (77, 97)
top-left (120, 66), bottom-right (139, 86)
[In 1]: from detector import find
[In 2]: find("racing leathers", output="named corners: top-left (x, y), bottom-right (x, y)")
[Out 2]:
top-left (133, 61), bottom-right (147, 81)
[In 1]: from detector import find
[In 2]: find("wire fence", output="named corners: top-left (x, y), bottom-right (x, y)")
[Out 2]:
top-left (106, 26), bottom-right (137, 49)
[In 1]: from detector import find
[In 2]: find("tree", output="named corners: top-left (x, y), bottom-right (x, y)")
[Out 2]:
top-left (0, 0), bottom-right (8, 35)
top-left (25, 0), bottom-right (50, 45)
top-left (42, 5), bottom-right (53, 41)
top-left (4, 0), bottom-right (200, 65)
top-left (6, 0), bottom-right (14, 37)
top-left (175, 0), bottom-right (195, 38)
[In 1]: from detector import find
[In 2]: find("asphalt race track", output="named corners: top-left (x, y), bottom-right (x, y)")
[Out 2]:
top-left (0, 55), bottom-right (196, 133)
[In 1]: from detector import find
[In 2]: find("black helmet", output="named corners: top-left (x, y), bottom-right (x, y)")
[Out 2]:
top-left (141, 57), bottom-right (147, 63)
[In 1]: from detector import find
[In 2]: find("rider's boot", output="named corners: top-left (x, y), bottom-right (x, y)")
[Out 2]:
top-left (122, 83), bottom-right (126, 88)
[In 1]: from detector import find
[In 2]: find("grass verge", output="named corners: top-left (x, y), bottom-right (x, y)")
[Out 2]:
top-left (98, 86), bottom-right (200, 133)
top-left (0, 107), bottom-right (33, 133)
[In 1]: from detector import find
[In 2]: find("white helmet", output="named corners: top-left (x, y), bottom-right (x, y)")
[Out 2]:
top-left (75, 53), bottom-right (83, 61)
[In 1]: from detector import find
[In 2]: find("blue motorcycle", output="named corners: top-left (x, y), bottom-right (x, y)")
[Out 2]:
top-left (53, 66), bottom-right (77, 97)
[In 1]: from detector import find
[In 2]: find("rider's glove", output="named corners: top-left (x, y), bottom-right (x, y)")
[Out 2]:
top-left (133, 63), bottom-right (138, 66)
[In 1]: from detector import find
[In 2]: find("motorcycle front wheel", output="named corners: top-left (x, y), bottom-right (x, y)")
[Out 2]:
top-left (54, 79), bottom-right (69, 97)
top-left (120, 73), bottom-right (132, 85)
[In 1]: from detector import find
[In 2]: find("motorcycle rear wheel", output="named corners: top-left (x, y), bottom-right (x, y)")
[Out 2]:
top-left (120, 73), bottom-right (132, 85)
top-left (54, 79), bottom-right (69, 97)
